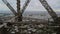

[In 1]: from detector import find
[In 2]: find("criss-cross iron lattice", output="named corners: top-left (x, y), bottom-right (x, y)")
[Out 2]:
top-left (1, 0), bottom-right (60, 34)
top-left (2, 0), bottom-right (58, 22)
top-left (22, 0), bottom-right (58, 22)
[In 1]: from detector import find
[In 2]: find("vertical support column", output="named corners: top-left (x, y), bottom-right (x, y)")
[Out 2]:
top-left (17, 0), bottom-right (22, 22)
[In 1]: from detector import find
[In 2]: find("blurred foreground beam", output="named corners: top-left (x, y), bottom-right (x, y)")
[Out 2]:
top-left (39, 0), bottom-right (58, 22)
top-left (17, 0), bottom-right (22, 21)
top-left (2, 0), bottom-right (17, 16)
top-left (21, 0), bottom-right (31, 14)
top-left (4, 20), bottom-right (48, 24)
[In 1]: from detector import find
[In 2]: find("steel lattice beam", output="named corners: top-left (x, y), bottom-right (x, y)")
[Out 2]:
top-left (2, 0), bottom-right (17, 16)
top-left (39, 0), bottom-right (58, 21)
top-left (2, 0), bottom-right (58, 22)
top-left (17, 0), bottom-right (21, 14)
top-left (21, 0), bottom-right (31, 14)
top-left (22, 0), bottom-right (58, 22)
top-left (17, 0), bottom-right (22, 21)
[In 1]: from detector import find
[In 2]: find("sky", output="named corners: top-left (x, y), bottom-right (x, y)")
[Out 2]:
top-left (0, 0), bottom-right (60, 12)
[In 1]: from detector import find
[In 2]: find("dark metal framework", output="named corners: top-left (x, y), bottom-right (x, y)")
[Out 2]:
top-left (1, 0), bottom-right (60, 34)
top-left (39, 0), bottom-right (58, 21)
top-left (2, 0), bottom-right (59, 22)
top-left (17, 0), bottom-right (22, 21)
top-left (2, 0), bottom-right (17, 16)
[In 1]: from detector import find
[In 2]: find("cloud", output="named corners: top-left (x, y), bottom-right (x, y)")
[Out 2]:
top-left (0, 0), bottom-right (60, 11)
top-left (46, 0), bottom-right (60, 11)
top-left (21, 0), bottom-right (60, 11)
top-left (23, 0), bottom-right (46, 11)
top-left (0, 3), bottom-right (8, 10)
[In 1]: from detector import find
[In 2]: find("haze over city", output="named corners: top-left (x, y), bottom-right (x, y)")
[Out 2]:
top-left (0, 0), bottom-right (60, 13)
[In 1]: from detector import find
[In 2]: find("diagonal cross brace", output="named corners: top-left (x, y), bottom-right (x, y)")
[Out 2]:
top-left (2, 0), bottom-right (17, 16)
top-left (22, 0), bottom-right (58, 21)
top-left (2, 0), bottom-right (58, 22)
top-left (39, 0), bottom-right (58, 21)
top-left (2, 0), bottom-right (22, 21)
top-left (21, 0), bottom-right (31, 14)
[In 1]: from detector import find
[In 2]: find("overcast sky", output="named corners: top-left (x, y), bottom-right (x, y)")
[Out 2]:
top-left (0, 0), bottom-right (60, 12)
